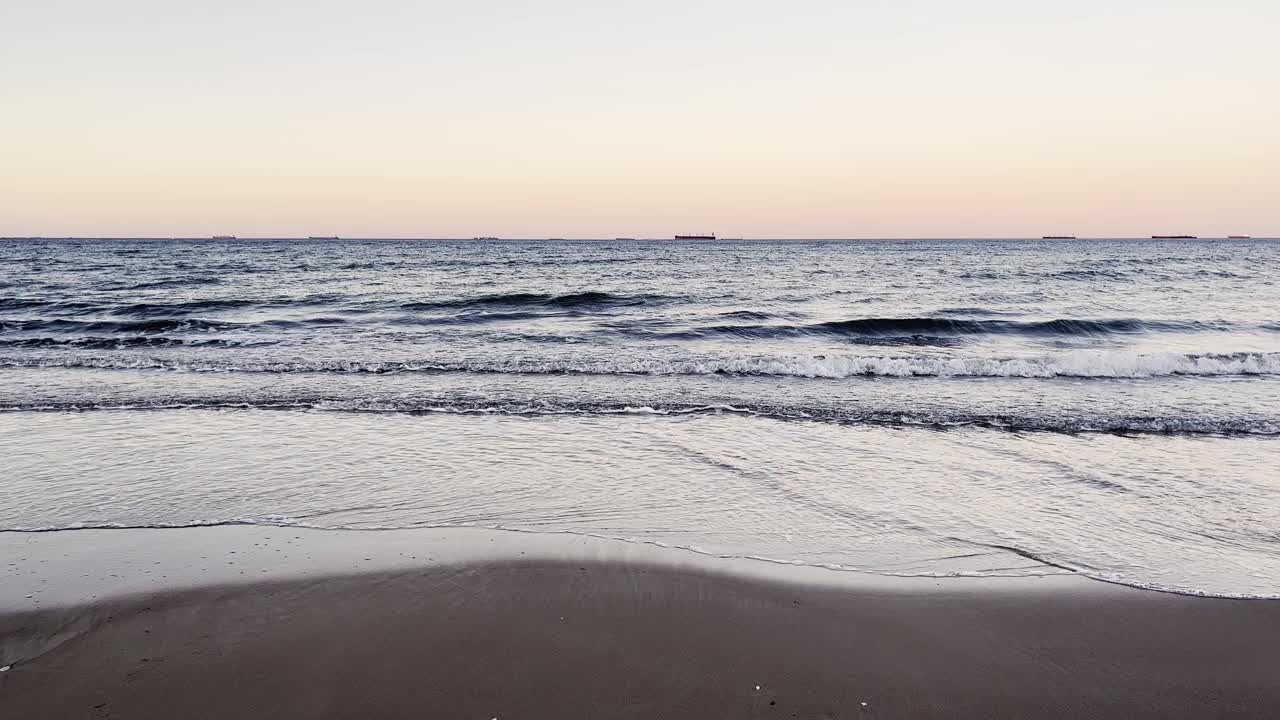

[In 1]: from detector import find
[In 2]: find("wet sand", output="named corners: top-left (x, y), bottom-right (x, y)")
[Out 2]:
top-left (3, 538), bottom-right (1279, 719)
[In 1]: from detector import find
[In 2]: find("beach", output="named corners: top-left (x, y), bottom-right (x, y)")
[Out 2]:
top-left (3, 238), bottom-right (1279, 717)
top-left (3, 527), bottom-right (1279, 719)
top-left (8, 0), bottom-right (1279, 711)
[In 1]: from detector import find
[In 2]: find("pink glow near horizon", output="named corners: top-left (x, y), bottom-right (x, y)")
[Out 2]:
top-left (2, 1), bottom-right (1276, 238)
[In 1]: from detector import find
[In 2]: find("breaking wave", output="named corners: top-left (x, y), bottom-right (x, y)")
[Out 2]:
top-left (2, 351), bottom-right (1278, 379)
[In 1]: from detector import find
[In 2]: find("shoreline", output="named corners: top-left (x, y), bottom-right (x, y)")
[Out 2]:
top-left (4, 527), bottom-right (1280, 718)
top-left (1, 525), bottom-right (1087, 614)
top-left (4, 523), bottom-right (1275, 609)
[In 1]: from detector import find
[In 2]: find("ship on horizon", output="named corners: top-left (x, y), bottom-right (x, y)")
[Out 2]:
top-left (1042, 235), bottom-right (1076, 240)
top-left (211, 235), bottom-right (236, 240)
top-left (674, 233), bottom-right (716, 240)
top-left (308, 235), bottom-right (339, 240)
top-left (1152, 234), bottom-right (1197, 239)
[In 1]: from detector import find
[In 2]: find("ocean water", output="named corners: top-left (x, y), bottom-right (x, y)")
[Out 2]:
top-left (2, 238), bottom-right (1278, 597)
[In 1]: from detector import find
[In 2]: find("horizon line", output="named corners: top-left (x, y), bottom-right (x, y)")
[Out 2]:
top-left (1, 235), bottom-right (1274, 241)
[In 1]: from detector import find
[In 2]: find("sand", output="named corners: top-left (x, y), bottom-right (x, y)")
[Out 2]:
top-left (3, 534), bottom-right (1279, 719)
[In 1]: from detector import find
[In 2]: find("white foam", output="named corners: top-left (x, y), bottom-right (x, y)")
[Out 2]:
top-left (3, 350), bottom-right (1279, 379)
top-left (705, 350), bottom-right (1280, 378)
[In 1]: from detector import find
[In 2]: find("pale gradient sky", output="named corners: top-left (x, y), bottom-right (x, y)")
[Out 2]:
top-left (2, 0), bottom-right (1277, 238)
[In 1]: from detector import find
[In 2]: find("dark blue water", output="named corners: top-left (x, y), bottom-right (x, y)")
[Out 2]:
top-left (3, 238), bottom-right (1279, 596)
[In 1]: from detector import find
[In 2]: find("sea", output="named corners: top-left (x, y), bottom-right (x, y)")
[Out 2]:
top-left (2, 237), bottom-right (1278, 598)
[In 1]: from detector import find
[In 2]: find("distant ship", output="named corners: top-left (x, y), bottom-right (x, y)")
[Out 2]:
top-left (674, 234), bottom-right (716, 240)
top-left (1228, 235), bottom-right (1251, 239)
top-left (211, 235), bottom-right (236, 240)
top-left (1042, 236), bottom-right (1076, 240)
top-left (472, 236), bottom-right (501, 241)
top-left (1152, 235), bottom-right (1197, 239)
top-left (308, 235), bottom-right (339, 240)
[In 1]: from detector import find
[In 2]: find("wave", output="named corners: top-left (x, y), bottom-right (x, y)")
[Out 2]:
top-left (0, 336), bottom-right (263, 349)
top-left (0, 295), bottom-right (356, 317)
top-left (0, 309), bottom-right (626, 334)
top-left (0, 318), bottom-right (239, 334)
top-left (717, 310), bottom-right (781, 321)
top-left (1, 396), bottom-right (1276, 435)
top-left (389, 310), bottom-right (553, 326)
top-left (659, 317), bottom-right (1229, 341)
top-left (400, 290), bottom-right (674, 311)
top-left (106, 299), bottom-right (259, 317)
top-left (957, 268), bottom-right (1256, 282)
top-left (932, 307), bottom-right (1023, 317)
top-left (0, 298), bottom-right (97, 312)
top-left (2, 350), bottom-right (1278, 378)
top-left (416, 256), bottom-right (654, 270)
top-left (0, 291), bottom-right (661, 320)
top-left (103, 277), bottom-right (223, 291)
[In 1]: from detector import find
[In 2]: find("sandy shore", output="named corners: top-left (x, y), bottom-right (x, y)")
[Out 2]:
top-left (2, 529), bottom-right (1279, 718)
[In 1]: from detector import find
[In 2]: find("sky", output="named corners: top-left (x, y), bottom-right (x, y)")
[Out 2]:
top-left (2, 0), bottom-right (1277, 238)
